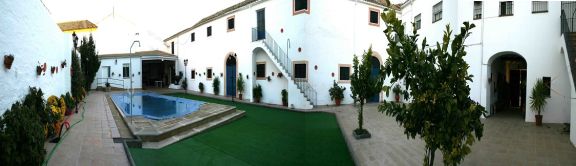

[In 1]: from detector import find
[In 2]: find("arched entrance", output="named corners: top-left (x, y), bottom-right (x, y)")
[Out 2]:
top-left (225, 54), bottom-right (237, 97)
top-left (488, 52), bottom-right (527, 119)
top-left (368, 56), bottom-right (380, 103)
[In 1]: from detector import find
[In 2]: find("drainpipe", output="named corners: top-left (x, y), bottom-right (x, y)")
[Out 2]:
top-left (479, 1), bottom-right (486, 114)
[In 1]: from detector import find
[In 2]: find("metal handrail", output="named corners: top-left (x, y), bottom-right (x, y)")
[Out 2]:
top-left (97, 77), bottom-right (125, 89)
top-left (252, 28), bottom-right (317, 106)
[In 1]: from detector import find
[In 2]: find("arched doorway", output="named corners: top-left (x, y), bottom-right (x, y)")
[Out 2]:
top-left (488, 53), bottom-right (527, 119)
top-left (368, 56), bottom-right (380, 103)
top-left (225, 54), bottom-right (237, 97)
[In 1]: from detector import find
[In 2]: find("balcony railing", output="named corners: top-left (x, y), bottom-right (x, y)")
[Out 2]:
top-left (562, 2), bottom-right (576, 33)
top-left (252, 28), bottom-right (292, 78)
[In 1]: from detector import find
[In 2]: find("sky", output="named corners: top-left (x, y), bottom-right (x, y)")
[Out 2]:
top-left (43, 0), bottom-right (405, 40)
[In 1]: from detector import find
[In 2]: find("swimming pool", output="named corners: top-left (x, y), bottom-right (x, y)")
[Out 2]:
top-left (110, 92), bottom-right (205, 120)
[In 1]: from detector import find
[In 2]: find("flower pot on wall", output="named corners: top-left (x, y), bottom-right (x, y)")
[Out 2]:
top-left (4, 54), bottom-right (14, 69)
top-left (535, 115), bottom-right (543, 126)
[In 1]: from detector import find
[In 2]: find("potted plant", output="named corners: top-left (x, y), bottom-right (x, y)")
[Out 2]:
top-left (36, 65), bottom-right (42, 76)
top-left (392, 84), bottom-right (402, 102)
top-left (64, 92), bottom-right (75, 116)
top-left (199, 82), bottom-right (205, 93)
top-left (213, 77), bottom-right (220, 95)
top-left (105, 82), bottom-right (111, 92)
top-left (253, 84), bottom-right (262, 103)
top-left (4, 54), bottom-right (14, 69)
top-left (530, 79), bottom-right (548, 126)
top-left (237, 76), bottom-right (245, 100)
top-left (281, 89), bottom-right (288, 106)
top-left (329, 80), bottom-right (346, 106)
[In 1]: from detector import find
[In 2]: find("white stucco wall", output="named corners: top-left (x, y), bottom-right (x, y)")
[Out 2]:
top-left (0, 0), bottom-right (71, 115)
top-left (401, 1), bottom-right (571, 123)
top-left (167, 0), bottom-right (389, 109)
top-left (96, 58), bottom-right (143, 89)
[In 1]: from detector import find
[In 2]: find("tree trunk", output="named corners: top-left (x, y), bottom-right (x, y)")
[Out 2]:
top-left (425, 147), bottom-right (436, 166)
top-left (359, 102), bottom-right (364, 130)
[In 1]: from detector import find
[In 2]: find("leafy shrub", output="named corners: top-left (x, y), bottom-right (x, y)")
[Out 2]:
top-left (253, 84), bottom-right (263, 100)
top-left (281, 89), bottom-right (288, 104)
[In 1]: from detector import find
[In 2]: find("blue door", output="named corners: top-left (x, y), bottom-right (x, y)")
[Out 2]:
top-left (226, 56), bottom-right (237, 97)
top-left (368, 56), bottom-right (380, 102)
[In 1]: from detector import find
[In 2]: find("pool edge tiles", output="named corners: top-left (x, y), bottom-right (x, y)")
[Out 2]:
top-left (107, 92), bottom-right (245, 149)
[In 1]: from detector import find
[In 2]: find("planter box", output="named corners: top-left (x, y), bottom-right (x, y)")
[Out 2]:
top-left (353, 129), bottom-right (371, 139)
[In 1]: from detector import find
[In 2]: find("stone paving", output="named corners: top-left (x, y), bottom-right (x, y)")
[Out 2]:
top-left (44, 91), bottom-right (129, 166)
top-left (44, 89), bottom-right (576, 166)
top-left (321, 103), bottom-right (576, 166)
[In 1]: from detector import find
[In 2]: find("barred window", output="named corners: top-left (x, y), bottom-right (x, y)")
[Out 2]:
top-left (499, 1), bottom-right (513, 16)
top-left (532, 1), bottom-right (548, 13)
top-left (414, 14), bottom-right (421, 30)
top-left (473, 1), bottom-right (482, 20)
top-left (432, 1), bottom-right (442, 23)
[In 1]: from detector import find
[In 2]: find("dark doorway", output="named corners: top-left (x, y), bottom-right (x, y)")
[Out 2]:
top-left (142, 60), bottom-right (175, 89)
top-left (368, 56), bottom-right (380, 103)
top-left (226, 55), bottom-right (237, 97)
top-left (489, 54), bottom-right (527, 118)
top-left (256, 9), bottom-right (265, 40)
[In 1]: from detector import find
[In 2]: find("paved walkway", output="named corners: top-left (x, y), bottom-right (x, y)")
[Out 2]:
top-left (321, 103), bottom-right (576, 166)
top-left (44, 91), bottom-right (129, 166)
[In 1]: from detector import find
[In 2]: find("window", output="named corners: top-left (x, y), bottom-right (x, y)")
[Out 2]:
top-left (293, 0), bottom-right (309, 15)
top-left (369, 8), bottom-right (380, 26)
top-left (207, 68), bottom-right (212, 79)
top-left (191, 33), bottom-right (195, 42)
top-left (227, 16), bottom-right (235, 31)
top-left (207, 26), bottom-right (212, 37)
top-left (432, 1), bottom-right (442, 23)
top-left (256, 62), bottom-right (266, 79)
top-left (171, 41), bottom-right (174, 54)
top-left (473, 1), bottom-right (482, 20)
top-left (191, 70), bottom-right (195, 79)
top-left (499, 1), bottom-right (513, 16)
top-left (293, 62), bottom-right (307, 80)
top-left (338, 65), bottom-right (351, 82)
top-left (122, 63), bottom-right (129, 78)
top-left (543, 77), bottom-right (551, 97)
top-left (532, 1), bottom-right (548, 13)
top-left (414, 14), bottom-right (421, 30)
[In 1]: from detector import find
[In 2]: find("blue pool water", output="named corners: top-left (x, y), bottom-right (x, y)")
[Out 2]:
top-left (110, 92), bottom-right (205, 120)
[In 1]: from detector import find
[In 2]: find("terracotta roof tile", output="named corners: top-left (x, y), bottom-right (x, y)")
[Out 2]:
top-left (57, 20), bottom-right (98, 31)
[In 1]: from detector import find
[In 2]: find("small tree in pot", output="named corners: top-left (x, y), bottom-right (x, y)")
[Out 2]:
top-left (213, 77), bottom-right (220, 95)
top-left (199, 82), bottom-right (205, 93)
top-left (329, 80), bottom-right (346, 106)
top-left (392, 84), bottom-right (402, 102)
top-left (253, 84), bottom-right (262, 103)
top-left (350, 48), bottom-right (383, 139)
top-left (529, 79), bottom-right (548, 126)
top-left (237, 76), bottom-right (245, 100)
top-left (281, 89), bottom-right (288, 106)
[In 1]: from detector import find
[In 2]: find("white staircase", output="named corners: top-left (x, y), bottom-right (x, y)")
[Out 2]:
top-left (252, 28), bottom-right (317, 108)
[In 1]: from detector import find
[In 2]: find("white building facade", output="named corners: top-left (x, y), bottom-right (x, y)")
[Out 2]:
top-left (165, 0), bottom-right (393, 109)
top-left (400, 0), bottom-right (575, 145)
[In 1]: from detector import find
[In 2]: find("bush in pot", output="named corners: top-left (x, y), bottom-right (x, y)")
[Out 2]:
top-left (281, 89), bottom-right (288, 106)
top-left (529, 79), bottom-right (548, 126)
top-left (213, 77), bottom-right (220, 95)
top-left (237, 76), bottom-right (245, 100)
top-left (329, 80), bottom-right (346, 106)
top-left (253, 84), bottom-right (262, 103)
top-left (392, 84), bottom-right (402, 102)
top-left (199, 82), bottom-right (205, 93)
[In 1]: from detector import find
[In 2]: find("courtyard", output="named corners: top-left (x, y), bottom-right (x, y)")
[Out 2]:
top-left (43, 91), bottom-right (576, 166)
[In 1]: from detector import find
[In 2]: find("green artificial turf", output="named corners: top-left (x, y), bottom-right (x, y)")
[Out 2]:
top-left (129, 93), bottom-right (354, 166)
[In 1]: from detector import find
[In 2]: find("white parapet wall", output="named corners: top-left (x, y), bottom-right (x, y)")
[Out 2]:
top-left (0, 0), bottom-right (72, 114)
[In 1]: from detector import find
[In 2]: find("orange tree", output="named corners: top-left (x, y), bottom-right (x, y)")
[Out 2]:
top-left (378, 8), bottom-right (485, 166)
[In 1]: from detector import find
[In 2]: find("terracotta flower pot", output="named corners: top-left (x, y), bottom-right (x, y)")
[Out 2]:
top-left (4, 54), bottom-right (14, 69)
top-left (255, 98), bottom-right (261, 103)
top-left (535, 115), bottom-right (543, 126)
top-left (335, 99), bottom-right (341, 106)
top-left (239, 94), bottom-right (243, 100)
top-left (282, 101), bottom-right (288, 107)
top-left (395, 95), bottom-right (400, 102)
top-left (36, 66), bottom-right (42, 75)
